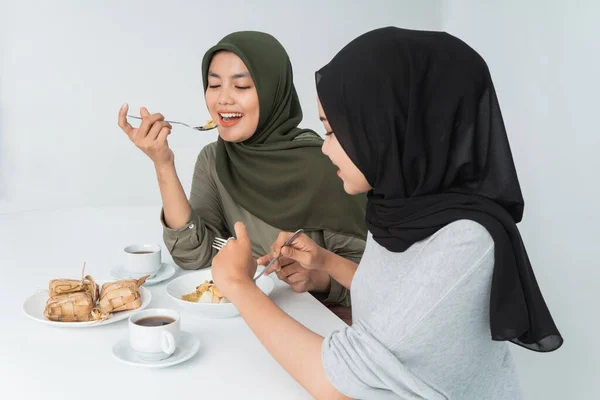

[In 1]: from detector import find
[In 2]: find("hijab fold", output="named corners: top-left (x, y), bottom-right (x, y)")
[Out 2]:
top-left (316, 27), bottom-right (562, 352)
top-left (202, 31), bottom-right (367, 239)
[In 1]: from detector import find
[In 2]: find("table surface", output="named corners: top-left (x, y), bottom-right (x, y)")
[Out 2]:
top-left (0, 206), bottom-right (346, 399)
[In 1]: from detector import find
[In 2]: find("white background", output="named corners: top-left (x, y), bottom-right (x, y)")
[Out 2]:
top-left (0, 0), bottom-right (442, 213)
top-left (444, 1), bottom-right (599, 399)
top-left (1, 0), bottom-right (598, 398)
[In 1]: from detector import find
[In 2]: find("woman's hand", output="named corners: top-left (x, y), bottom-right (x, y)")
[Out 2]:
top-left (257, 254), bottom-right (331, 293)
top-left (118, 104), bottom-right (174, 168)
top-left (263, 231), bottom-right (329, 274)
top-left (211, 222), bottom-right (258, 298)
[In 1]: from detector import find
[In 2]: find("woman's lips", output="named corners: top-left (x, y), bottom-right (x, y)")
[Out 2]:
top-left (218, 113), bottom-right (243, 128)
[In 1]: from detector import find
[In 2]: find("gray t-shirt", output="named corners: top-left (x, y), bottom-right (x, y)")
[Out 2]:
top-left (322, 220), bottom-right (523, 399)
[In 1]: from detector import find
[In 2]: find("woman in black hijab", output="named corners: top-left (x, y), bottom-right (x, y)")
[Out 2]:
top-left (211, 27), bottom-right (563, 399)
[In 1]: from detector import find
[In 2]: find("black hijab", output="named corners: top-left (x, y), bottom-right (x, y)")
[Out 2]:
top-left (315, 27), bottom-right (563, 352)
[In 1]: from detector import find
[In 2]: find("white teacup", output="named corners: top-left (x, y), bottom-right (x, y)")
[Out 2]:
top-left (124, 244), bottom-right (162, 279)
top-left (129, 308), bottom-right (180, 361)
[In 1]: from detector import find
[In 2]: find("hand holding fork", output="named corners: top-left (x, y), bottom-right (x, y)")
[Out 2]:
top-left (212, 229), bottom-right (304, 282)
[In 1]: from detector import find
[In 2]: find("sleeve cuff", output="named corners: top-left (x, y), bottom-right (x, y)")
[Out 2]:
top-left (160, 209), bottom-right (201, 251)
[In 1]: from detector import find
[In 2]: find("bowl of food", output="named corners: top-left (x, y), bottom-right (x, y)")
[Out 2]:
top-left (165, 267), bottom-right (274, 318)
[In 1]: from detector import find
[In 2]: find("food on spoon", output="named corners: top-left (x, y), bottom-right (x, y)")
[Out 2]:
top-left (181, 280), bottom-right (230, 304)
top-left (201, 119), bottom-right (217, 129)
top-left (98, 275), bottom-right (148, 314)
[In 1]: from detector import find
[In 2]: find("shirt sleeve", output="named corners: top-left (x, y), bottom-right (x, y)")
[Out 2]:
top-left (322, 322), bottom-right (447, 400)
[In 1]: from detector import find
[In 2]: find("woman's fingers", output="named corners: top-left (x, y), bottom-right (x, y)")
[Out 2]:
top-left (136, 112), bottom-right (165, 141)
top-left (147, 120), bottom-right (171, 141)
top-left (118, 104), bottom-right (134, 137)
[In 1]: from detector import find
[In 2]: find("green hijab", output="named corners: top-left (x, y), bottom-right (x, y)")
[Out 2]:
top-left (201, 31), bottom-right (367, 240)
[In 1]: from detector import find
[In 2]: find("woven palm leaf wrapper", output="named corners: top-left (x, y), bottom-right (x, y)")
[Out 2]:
top-left (43, 263), bottom-right (105, 322)
top-left (48, 275), bottom-right (99, 303)
top-left (98, 275), bottom-right (148, 314)
top-left (44, 292), bottom-right (99, 322)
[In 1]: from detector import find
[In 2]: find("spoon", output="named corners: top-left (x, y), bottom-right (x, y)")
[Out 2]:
top-left (126, 115), bottom-right (217, 131)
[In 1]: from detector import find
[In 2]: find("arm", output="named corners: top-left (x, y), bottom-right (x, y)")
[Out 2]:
top-left (118, 105), bottom-right (227, 270)
top-left (161, 145), bottom-right (229, 269)
top-left (230, 282), bottom-right (351, 400)
top-left (261, 231), bottom-right (362, 293)
top-left (320, 249), bottom-right (359, 290)
top-left (119, 104), bottom-right (189, 228)
top-left (276, 237), bottom-right (359, 290)
top-left (211, 223), bottom-right (351, 400)
top-left (260, 232), bottom-right (364, 306)
top-left (155, 162), bottom-right (191, 229)
top-left (313, 231), bottom-right (365, 305)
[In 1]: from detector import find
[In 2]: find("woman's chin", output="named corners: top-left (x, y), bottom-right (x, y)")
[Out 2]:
top-left (342, 182), bottom-right (358, 195)
top-left (217, 129), bottom-right (253, 143)
top-left (342, 180), bottom-right (369, 196)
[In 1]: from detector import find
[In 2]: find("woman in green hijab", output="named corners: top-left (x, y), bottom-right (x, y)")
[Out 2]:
top-left (118, 31), bottom-right (366, 314)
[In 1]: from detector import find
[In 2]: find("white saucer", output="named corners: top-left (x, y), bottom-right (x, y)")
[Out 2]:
top-left (112, 331), bottom-right (200, 368)
top-left (110, 262), bottom-right (177, 286)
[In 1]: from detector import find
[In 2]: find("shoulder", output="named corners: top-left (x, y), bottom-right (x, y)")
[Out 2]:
top-left (197, 141), bottom-right (218, 163)
top-left (415, 219), bottom-right (495, 279)
top-left (293, 130), bottom-right (324, 143)
top-left (191, 142), bottom-right (219, 184)
top-left (366, 219), bottom-right (494, 281)
top-left (194, 141), bottom-right (219, 173)
top-left (369, 220), bottom-right (493, 257)
top-left (429, 219), bottom-right (494, 251)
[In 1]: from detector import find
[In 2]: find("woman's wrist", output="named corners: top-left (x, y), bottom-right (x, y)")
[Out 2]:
top-left (154, 160), bottom-right (176, 176)
top-left (224, 278), bottom-right (261, 304)
top-left (319, 250), bottom-right (357, 290)
top-left (319, 248), bottom-right (338, 273)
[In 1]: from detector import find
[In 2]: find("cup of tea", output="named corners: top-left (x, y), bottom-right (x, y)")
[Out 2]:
top-left (123, 244), bottom-right (162, 279)
top-left (129, 308), bottom-right (180, 361)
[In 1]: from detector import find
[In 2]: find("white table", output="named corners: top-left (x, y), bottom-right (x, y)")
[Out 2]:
top-left (0, 206), bottom-right (346, 399)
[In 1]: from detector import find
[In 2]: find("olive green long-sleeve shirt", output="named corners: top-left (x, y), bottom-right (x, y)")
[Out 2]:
top-left (161, 141), bottom-right (366, 306)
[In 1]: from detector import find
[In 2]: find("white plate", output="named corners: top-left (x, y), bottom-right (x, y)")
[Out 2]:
top-left (110, 262), bottom-right (177, 286)
top-left (112, 331), bottom-right (200, 368)
top-left (22, 283), bottom-right (152, 328)
top-left (165, 267), bottom-right (274, 319)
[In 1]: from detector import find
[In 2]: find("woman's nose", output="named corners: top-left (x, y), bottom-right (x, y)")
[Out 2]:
top-left (218, 87), bottom-right (234, 105)
top-left (321, 136), bottom-right (330, 156)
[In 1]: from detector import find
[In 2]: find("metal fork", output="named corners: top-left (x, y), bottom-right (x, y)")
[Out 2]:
top-left (126, 114), bottom-right (217, 131)
top-left (211, 237), bottom-right (233, 252)
top-left (211, 229), bottom-right (305, 282)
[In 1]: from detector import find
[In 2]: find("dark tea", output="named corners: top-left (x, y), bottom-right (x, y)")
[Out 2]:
top-left (130, 251), bottom-right (154, 254)
top-left (135, 316), bottom-right (175, 327)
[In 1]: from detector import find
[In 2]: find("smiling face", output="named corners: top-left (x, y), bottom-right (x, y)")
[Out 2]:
top-left (204, 51), bottom-right (260, 142)
top-left (317, 97), bottom-right (372, 195)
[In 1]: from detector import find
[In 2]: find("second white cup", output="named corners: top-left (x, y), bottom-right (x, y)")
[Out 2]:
top-left (123, 244), bottom-right (162, 279)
